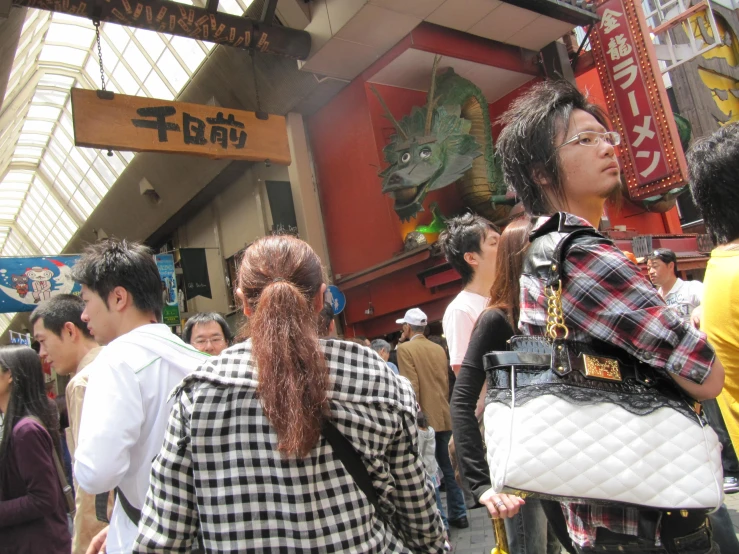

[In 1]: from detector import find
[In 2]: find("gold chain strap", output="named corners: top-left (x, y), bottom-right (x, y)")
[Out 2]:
top-left (545, 279), bottom-right (569, 340)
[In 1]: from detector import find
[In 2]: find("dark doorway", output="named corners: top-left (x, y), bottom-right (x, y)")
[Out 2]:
top-left (265, 180), bottom-right (298, 235)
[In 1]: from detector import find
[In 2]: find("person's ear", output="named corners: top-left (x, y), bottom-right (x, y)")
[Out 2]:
top-left (463, 251), bottom-right (479, 269)
top-left (236, 288), bottom-right (252, 316)
top-left (109, 287), bottom-right (128, 313)
top-left (531, 165), bottom-right (550, 187)
top-left (62, 321), bottom-right (77, 341)
top-left (313, 283), bottom-right (328, 313)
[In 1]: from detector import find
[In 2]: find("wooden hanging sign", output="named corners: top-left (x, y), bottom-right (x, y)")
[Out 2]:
top-left (70, 88), bottom-right (291, 165)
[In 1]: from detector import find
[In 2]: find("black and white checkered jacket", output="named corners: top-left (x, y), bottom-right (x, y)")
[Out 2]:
top-left (134, 339), bottom-right (446, 553)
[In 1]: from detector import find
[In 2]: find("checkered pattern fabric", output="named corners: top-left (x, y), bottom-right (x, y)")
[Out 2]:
top-left (518, 213), bottom-right (716, 548)
top-left (133, 339), bottom-right (446, 553)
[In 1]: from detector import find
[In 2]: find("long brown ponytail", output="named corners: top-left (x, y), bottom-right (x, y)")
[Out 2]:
top-left (238, 235), bottom-right (328, 458)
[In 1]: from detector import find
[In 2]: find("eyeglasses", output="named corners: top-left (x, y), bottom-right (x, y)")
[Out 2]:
top-left (557, 131), bottom-right (621, 150)
top-left (192, 337), bottom-right (225, 347)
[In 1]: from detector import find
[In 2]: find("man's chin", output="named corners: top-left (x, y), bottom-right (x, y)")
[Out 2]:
top-left (601, 180), bottom-right (623, 200)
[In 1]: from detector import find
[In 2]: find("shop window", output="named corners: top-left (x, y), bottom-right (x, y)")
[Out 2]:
top-left (265, 181), bottom-right (299, 236)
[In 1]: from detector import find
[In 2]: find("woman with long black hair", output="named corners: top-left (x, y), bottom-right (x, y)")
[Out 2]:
top-left (0, 345), bottom-right (71, 554)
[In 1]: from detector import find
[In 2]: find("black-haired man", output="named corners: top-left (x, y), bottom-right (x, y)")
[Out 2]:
top-left (71, 239), bottom-right (209, 554)
top-left (439, 213), bottom-right (500, 375)
top-left (647, 248), bottom-right (703, 327)
top-left (31, 294), bottom-right (109, 554)
top-left (495, 79), bottom-right (725, 553)
top-left (183, 312), bottom-right (233, 356)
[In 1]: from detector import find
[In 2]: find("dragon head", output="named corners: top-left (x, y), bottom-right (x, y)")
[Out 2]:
top-left (372, 59), bottom-right (482, 222)
top-left (379, 105), bottom-right (481, 221)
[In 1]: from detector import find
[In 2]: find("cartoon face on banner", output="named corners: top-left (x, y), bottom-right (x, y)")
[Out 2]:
top-left (0, 256), bottom-right (81, 313)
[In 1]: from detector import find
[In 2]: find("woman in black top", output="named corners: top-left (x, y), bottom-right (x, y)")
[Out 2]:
top-left (450, 218), bottom-right (575, 554)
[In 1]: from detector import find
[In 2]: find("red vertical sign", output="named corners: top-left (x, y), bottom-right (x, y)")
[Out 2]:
top-left (590, 0), bottom-right (687, 200)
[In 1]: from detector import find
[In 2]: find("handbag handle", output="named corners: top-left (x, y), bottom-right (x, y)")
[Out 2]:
top-left (543, 225), bottom-right (610, 342)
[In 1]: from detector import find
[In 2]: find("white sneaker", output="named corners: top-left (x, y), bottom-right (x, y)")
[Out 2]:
top-left (723, 476), bottom-right (739, 494)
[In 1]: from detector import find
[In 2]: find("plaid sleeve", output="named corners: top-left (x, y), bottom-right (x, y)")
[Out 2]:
top-left (563, 242), bottom-right (715, 384)
top-left (134, 387), bottom-right (199, 553)
top-left (386, 381), bottom-right (447, 553)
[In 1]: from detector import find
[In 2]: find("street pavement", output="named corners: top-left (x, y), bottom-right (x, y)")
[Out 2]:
top-left (448, 492), bottom-right (739, 554)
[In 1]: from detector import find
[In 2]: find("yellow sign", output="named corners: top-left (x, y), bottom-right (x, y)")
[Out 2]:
top-left (71, 88), bottom-right (291, 165)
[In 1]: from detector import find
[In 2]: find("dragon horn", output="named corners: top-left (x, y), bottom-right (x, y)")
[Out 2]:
top-left (425, 55), bottom-right (441, 135)
top-left (369, 85), bottom-right (408, 141)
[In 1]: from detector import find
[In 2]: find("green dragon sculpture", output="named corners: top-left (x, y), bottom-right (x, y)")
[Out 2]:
top-left (372, 58), bottom-right (514, 226)
top-left (373, 59), bottom-right (690, 223)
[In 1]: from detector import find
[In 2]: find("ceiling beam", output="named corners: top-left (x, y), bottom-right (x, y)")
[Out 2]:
top-left (5, 222), bottom-right (42, 255)
top-left (12, 0), bottom-right (312, 60)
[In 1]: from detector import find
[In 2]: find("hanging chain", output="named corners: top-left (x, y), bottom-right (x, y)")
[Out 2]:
top-left (93, 20), bottom-right (114, 157)
top-left (93, 20), bottom-right (107, 92)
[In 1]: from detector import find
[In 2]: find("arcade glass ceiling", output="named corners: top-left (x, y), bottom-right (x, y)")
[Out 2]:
top-left (0, 0), bottom-right (254, 332)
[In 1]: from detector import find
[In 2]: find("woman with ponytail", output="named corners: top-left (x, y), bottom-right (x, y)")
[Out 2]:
top-left (0, 346), bottom-right (72, 554)
top-left (135, 235), bottom-right (446, 553)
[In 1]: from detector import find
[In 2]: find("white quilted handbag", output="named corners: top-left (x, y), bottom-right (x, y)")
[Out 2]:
top-left (482, 227), bottom-right (723, 510)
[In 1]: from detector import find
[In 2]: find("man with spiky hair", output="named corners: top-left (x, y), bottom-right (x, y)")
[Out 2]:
top-left (439, 213), bottom-right (500, 376)
top-left (495, 79), bottom-right (725, 553)
top-left (70, 239), bottom-right (208, 554)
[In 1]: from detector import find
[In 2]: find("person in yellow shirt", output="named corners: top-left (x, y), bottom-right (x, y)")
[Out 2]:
top-left (688, 122), bottom-right (739, 473)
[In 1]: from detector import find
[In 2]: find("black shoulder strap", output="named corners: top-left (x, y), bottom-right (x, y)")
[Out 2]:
top-left (115, 486), bottom-right (141, 525)
top-left (95, 492), bottom-right (111, 523)
top-left (546, 227), bottom-right (611, 288)
top-left (321, 420), bottom-right (380, 513)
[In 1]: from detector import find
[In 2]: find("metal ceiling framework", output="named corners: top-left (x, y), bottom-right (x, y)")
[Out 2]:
top-left (0, 0), bottom-right (257, 332)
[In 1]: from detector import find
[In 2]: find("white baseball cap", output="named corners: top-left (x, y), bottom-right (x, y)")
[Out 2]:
top-left (396, 308), bottom-right (428, 326)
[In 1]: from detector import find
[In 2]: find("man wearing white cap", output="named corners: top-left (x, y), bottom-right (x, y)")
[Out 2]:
top-left (396, 308), bottom-right (469, 529)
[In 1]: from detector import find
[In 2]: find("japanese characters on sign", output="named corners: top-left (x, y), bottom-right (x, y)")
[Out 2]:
top-left (590, 0), bottom-right (687, 199)
top-left (596, 4), bottom-right (668, 184)
top-left (131, 107), bottom-right (248, 150)
top-left (71, 88), bottom-right (291, 164)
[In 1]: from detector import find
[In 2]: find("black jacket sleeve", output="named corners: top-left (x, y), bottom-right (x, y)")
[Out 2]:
top-left (450, 308), bottom-right (514, 502)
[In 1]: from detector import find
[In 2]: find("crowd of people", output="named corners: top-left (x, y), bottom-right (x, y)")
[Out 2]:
top-left (1, 79), bottom-right (738, 554)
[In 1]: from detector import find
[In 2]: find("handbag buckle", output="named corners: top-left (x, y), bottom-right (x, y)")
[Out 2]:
top-left (582, 354), bottom-right (622, 381)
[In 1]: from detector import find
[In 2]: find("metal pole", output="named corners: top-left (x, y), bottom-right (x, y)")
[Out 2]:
top-left (492, 517), bottom-right (509, 554)
top-left (11, 0), bottom-right (311, 60)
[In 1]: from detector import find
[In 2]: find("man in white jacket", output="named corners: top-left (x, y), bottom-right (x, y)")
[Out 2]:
top-left (71, 239), bottom-right (209, 554)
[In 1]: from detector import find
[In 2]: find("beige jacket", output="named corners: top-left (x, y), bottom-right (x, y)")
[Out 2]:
top-left (397, 336), bottom-right (452, 432)
top-left (65, 347), bottom-right (114, 554)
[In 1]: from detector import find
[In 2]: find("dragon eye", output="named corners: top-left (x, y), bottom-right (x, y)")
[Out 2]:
top-left (401, 152), bottom-right (411, 163)
top-left (419, 148), bottom-right (432, 160)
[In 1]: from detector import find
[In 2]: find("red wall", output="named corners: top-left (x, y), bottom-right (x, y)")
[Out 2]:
top-left (308, 79), bottom-right (401, 279)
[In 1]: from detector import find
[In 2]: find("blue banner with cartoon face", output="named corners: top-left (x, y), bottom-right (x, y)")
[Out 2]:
top-left (0, 256), bottom-right (82, 313)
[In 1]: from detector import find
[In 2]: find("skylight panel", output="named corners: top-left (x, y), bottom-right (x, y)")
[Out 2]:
top-left (122, 42), bottom-right (153, 81)
top-left (143, 71), bottom-right (173, 100)
top-left (170, 36), bottom-right (207, 73)
top-left (157, 49), bottom-right (189, 92)
top-left (111, 62), bottom-right (139, 95)
top-left (134, 29), bottom-right (166, 60)
top-left (39, 44), bottom-right (88, 66)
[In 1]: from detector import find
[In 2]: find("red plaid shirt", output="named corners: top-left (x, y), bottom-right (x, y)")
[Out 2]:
top-left (518, 213), bottom-right (716, 547)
